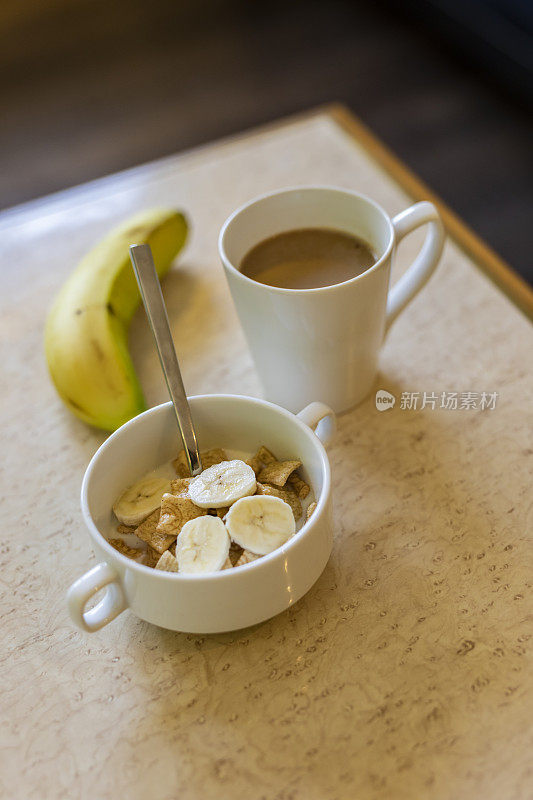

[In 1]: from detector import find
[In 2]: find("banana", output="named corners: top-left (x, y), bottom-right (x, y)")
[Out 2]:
top-left (113, 474), bottom-right (171, 526)
top-left (188, 460), bottom-right (256, 509)
top-left (175, 516), bottom-right (230, 573)
top-left (225, 495), bottom-right (295, 555)
top-left (45, 208), bottom-right (188, 431)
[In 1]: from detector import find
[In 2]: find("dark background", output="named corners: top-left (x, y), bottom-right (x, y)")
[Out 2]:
top-left (1, 0), bottom-right (532, 283)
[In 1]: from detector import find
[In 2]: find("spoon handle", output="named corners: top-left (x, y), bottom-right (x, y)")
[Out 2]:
top-left (129, 244), bottom-right (202, 476)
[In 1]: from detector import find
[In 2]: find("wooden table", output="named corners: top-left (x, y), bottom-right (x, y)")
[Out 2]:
top-left (1, 105), bottom-right (532, 800)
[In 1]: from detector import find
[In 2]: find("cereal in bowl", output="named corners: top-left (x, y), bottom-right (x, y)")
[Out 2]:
top-left (110, 446), bottom-right (315, 573)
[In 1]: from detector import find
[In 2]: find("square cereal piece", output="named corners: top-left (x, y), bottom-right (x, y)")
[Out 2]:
top-left (155, 550), bottom-right (179, 572)
top-left (229, 545), bottom-right (244, 566)
top-left (245, 454), bottom-right (263, 476)
top-left (170, 477), bottom-right (192, 495)
top-left (135, 509), bottom-right (175, 554)
top-left (108, 538), bottom-right (143, 559)
top-left (257, 460), bottom-right (301, 488)
top-left (287, 472), bottom-right (310, 499)
top-left (208, 506), bottom-right (229, 519)
top-left (256, 445), bottom-right (277, 466)
top-left (256, 482), bottom-right (302, 520)
top-left (235, 550), bottom-right (260, 567)
top-left (134, 509), bottom-right (159, 540)
top-left (156, 493), bottom-right (206, 538)
top-left (144, 546), bottom-right (161, 567)
top-left (172, 451), bottom-right (190, 478)
top-left (116, 524), bottom-right (136, 536)
top-left (283, 488), bottom-right (303, 520)
top-left (306, 501), bottom-right (317, 520)
top-left (222, 557), bottom-right (233, 570)
top-left (173, 448), bottom-right (228, 477)
top-left (200, 448), bottom-right (228, 469)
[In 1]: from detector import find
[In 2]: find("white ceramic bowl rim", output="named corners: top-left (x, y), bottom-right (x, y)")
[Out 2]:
top-left (218, 184), bottom-right (395, 295)
top-left (80, 394), bottom-right (331, 582)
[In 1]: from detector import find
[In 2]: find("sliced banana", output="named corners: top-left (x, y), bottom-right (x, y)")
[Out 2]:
top-left (225, 495), bottom-right (295, 555)
top-left (175, 516), bottom-right (230, 573)
top-left (113, 474), bottom-right (171, 526)
top-left (188, 459), bottom-right (256, 509)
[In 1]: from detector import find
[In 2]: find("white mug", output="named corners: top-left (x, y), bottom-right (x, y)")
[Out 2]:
top-left (67, 394), bottom-right (335, 634)
top-left (219, 186), bottom-right (445, 414)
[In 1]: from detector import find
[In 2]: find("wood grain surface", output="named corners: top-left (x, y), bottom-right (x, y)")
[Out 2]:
top-left (1, 109), bottom-right (532, 800)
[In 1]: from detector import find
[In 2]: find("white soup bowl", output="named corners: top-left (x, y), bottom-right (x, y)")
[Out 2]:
top-left (67, 394), bottom-right (335, 634)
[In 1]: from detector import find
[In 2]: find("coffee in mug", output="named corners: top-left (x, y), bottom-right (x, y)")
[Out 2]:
top-left (240, 228), bottom-right (376, 290)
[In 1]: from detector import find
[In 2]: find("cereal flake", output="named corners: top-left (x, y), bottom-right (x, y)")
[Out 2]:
top-left (173, 448), bottom-right (228, 477)
top-left (155, 550), bottom-right (179, 572)
top-left (135, 509), bottom-right (175, 554)
top-left (156, 493), bottom-right (206, 538)
top-left (256, 482), bottom-right (302, 520)
top-left (257, 460), bottom-right (302, 487)
top-left (229, 545), bottom-right (244, 566)
top-left (235, 550), bottom-right (260, 567)
top-left (245, 455), bottom-right (263, 475)
top-left (108, 538), bottom-right (143, 559)
top-left (116, 524), bottom-right (136, 536)
top-left (170, 477), bottom-right (192, 494)
top-left (144, 546), bottom-right (161, 567)
top-left (288, 472), bottom-right (310, 499)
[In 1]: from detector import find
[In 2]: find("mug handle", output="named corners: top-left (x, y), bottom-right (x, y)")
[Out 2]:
top-left (297, 402), bottom-right (336, 447)
top-left (67, 562), bottom-right (127, 632)
top-left (386, 201), bottom-right (445, 331)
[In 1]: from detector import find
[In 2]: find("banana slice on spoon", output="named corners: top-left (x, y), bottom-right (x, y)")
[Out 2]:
top-left (189, 460), bottom-right (256, 509)
top-left (113, 475), bottom-right (171, 526)
top-left (176, 516), bottom-right (230, 573)
top-left (225, 495), bottom-right (295, 555)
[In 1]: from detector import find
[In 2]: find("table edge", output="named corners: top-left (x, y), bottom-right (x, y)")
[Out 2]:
top-left (325, 103), bottom-right (533, 321)
top-left (2, 102), bottom-right (531, 320)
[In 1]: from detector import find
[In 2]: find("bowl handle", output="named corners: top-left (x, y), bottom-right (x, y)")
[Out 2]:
top-left (67, 562), bottom-right (127, 632)
top-left (296, 402), bottom-right (336, 447)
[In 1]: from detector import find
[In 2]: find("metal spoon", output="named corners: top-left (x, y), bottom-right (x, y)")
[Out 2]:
top-left (129, 243), bottom-right (202, 476)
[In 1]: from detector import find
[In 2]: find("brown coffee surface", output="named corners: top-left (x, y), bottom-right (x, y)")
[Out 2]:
top-left (240, 227), bottom-right (375, 289)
